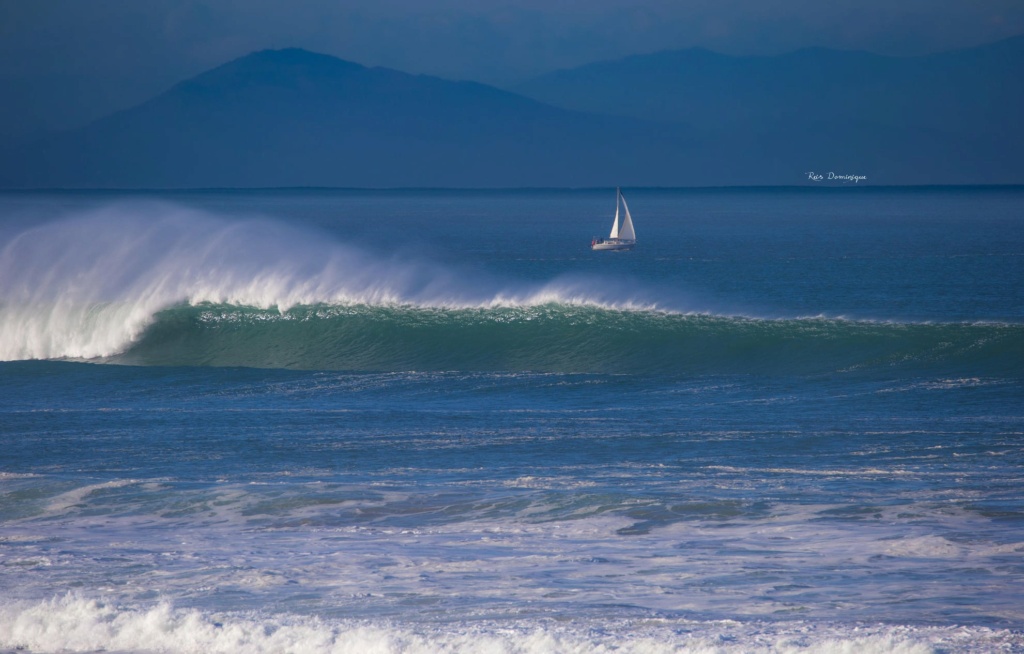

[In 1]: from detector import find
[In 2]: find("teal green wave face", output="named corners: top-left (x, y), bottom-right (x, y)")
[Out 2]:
top-left (110, 301), bottom-right (1024, 375)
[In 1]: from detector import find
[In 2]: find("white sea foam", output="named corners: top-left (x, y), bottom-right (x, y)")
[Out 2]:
top-left (0, 472), bottom-right (39, 480)
top-left (882, 535), bottom-right (965, 558)
top-left (704, 465), bottom-right (919, 477)
top-left (3, 593), bottom-right (1015, 654)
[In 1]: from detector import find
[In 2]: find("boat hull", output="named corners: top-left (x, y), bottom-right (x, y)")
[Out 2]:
top-left (591, 239), bottom-right (635, 251)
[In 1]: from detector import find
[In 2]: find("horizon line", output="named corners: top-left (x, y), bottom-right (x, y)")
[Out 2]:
top-left (2, 183), bottom-right (1023, 194)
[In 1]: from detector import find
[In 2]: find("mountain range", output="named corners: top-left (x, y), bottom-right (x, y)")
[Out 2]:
top-left (515, 35), bottom-right (1024, 186)
top-left (1, 38), bottom-right (1022, 188)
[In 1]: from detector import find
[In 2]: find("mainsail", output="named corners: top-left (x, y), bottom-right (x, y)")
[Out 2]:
top-left (610, 191), bottom-right (621, 239)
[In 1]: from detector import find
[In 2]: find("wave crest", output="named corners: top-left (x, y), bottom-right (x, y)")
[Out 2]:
top-left (103, 302), bottom-right (1020, 374)
top-left (2, 203), bottom-right (1021, 374)
top-left (0, 203), bottom-right (653, 361)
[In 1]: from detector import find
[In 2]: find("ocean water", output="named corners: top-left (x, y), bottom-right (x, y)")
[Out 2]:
top-left (0, 187), bottom-right (1022, 653)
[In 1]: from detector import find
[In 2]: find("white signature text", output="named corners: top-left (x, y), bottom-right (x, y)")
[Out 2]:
top-left (806, 171), bottom-right (867, 183)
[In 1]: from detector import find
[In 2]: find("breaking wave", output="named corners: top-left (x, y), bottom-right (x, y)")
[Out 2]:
top-left (1, 203), bottom-right (1021, 374)
top-left (2, 593), bottom-right (1016, 654)
top-left (106, 302), bottom-right (1022, 374)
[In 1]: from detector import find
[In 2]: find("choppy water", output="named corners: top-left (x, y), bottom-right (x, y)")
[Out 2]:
top-left (1, 187), bottom-right (1022, 653)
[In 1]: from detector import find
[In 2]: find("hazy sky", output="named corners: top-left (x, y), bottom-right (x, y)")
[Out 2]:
top-left (2, 0), bottom-right (1023, 136)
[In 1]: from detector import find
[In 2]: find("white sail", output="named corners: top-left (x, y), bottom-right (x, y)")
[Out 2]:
top-left (618, 192), bottom-right (636, 241)
top-left (609, 189), bottom-right (621, 239)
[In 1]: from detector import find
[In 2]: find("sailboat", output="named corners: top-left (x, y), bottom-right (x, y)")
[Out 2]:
top-left (591, 188), bottom-right (636, 251)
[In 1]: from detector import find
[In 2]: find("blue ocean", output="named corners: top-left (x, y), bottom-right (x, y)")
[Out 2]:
top-left (1, 187), bottom-right (1022, 653)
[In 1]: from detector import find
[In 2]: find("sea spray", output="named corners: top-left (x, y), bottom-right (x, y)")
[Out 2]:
top-left (0, 203), bottom-right (644, 361)
top-left (0, 204), bottom-right (434, 359)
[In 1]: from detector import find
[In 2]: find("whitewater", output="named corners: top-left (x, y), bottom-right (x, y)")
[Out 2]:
top-left (1, 188), bottom-right (1022, 653)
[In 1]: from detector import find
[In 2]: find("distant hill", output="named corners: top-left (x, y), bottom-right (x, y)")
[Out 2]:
top-left (514, 36), bottom-right (1024, 185)
top-left (0, 49), bottom-right (701, 189)
top-left (2, 41), bottom-right (1022, 189)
